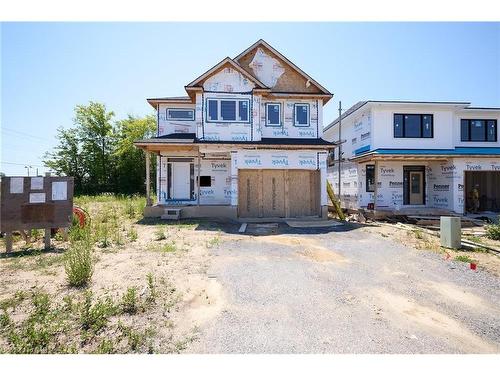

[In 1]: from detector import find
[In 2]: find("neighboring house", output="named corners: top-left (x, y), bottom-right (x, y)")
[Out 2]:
top-left (323, 101), bottom-right (500, 215)
top-left (135, 40), bottom-right (335, 220)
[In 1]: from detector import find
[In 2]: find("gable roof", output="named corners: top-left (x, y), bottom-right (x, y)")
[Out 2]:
top-left (234, 39), bottom-right (332, 96)
top-left (185, 56), bottom-right (268, 89)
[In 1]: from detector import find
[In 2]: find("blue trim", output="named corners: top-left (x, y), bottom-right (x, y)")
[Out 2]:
top-left (205, 98), bottom-right (251, 124)
top-left (370, 147), bottom-right (500, 156)
top-left (265, 102), bottom-right (282, 127)
top-left (354, 145), bottom-right (371, 155)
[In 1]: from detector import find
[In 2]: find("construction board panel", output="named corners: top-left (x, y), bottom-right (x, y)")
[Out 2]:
top-left (262, 169), bottom-right (286, 217)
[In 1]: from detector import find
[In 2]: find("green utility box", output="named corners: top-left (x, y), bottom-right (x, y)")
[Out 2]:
top-left (440, 216), bottom-right (461, 249)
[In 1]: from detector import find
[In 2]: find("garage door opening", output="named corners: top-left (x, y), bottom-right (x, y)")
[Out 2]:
top-left (238, 169), bottom-right (320, 218)
top-left (464, 171), bottom-right (500, 213)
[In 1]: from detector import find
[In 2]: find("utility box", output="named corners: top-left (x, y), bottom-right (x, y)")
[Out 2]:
top-left (440, 216), bottom-right (461, 249)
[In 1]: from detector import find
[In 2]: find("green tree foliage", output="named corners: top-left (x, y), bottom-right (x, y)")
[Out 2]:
top-left (43, 102), bottom-right (156, 195)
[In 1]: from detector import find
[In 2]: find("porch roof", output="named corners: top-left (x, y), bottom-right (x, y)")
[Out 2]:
top-left (351, 147), bottom-right (500, 162)
top-left (134, 133), bottom-right (337, 151)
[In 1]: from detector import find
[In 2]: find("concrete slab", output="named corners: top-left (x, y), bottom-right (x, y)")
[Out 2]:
top-left (285, 219), bottom-right (343, 228)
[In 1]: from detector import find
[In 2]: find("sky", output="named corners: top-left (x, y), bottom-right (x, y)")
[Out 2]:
top-left (1, 22), bottom-right (499, 175)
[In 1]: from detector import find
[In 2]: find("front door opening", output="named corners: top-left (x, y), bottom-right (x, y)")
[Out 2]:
top-left (403, 166), bottom-right (426, 205)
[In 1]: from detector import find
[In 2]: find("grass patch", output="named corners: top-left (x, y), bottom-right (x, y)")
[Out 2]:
top-left (121, 287), bottom-right (139, 314)
top-left (485, 220), bottom-right (500, 241)
top-left (64, 236), bottom-right (94, 287)
top-left (154, 227), bottom-right (166, 241)
top-left (455, 255), bottom-right (477, 264)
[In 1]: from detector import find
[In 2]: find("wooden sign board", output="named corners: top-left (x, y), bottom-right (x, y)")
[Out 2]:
top-left (1, 176), bottom-right (74, 232)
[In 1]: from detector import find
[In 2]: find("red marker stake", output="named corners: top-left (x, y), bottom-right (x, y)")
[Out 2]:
top-left (470, 263), bottom-right (477, 271)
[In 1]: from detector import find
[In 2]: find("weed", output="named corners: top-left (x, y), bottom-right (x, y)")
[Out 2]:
top-left (0, 290), bottom-right (28, 311)
top-left (154, 227), bottom-right (166, 241)
top-left (485, 220), bottom-right (500, 240)
top-left (127, 227), bottom-right (138, 242)
top-left (79, 291), bottom-right (117, 333)
top-left (162, 242), bottom-right (176, 253)
top-left (413, 229), bottom-right (424, 240)
top-left (0, 310), bottom-right (11, 329)
top-left (146, 273), bottom-right (157, 304)
top-left (118, 323), bottom-right (156, 352)
top-left (64, 238), bottom-right (94, 287)
top-left (121, 287), bottom-right (139, 314)
top-left (455, 255), bottom-right (477, 263)
top-left (466, 235), bottom-right (483, 244)
top-left (206, 235), bottom-right (221, 248)
top-left (95, 339), bottom-right (115, 354)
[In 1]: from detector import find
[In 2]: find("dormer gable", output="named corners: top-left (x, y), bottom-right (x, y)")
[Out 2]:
top-left (234, 39), bottom-right (331, 97)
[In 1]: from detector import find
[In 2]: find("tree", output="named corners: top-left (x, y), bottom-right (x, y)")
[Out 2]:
top-left (43, 102), bottom-right (155, 195)
top-left (44, 127), bottom-right (85, 194)
top-left (114, 115), bottom-right (156, 195)
top-left (74, 102), bottom-right (115, 193)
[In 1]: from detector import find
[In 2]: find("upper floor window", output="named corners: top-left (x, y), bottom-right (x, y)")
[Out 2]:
top-left (206, 98), bottom-right (250, 123)
top-left (166, 108), bottom-right (194, 121)
top-left (294, 104), bottom-right (310, 127)
top-left (394, 114), bottom-right (433, 138)
top-left (266, 103), bottom-right (281, 126)
top-left (461, 119), bottom-right (497, 142)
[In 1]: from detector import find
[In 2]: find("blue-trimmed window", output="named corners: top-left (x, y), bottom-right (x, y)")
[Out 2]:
top-left (206, 98), bottom-right (250, 123)
top-left (166, 108), bottom-right (194, 121)
top-left (461, 119), bottom-right (497, 142)
top-left (294, 104), bottom-right (310, 126)
top-left (394, 114), bottom-right (433, 138)
top-left (266, 103), bottom-right (281, 126)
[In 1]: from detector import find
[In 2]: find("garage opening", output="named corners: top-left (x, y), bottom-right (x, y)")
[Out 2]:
top-left (238, 169), bottom-right (320, 218)
top-left (464, 171), bottom-right (500, 213)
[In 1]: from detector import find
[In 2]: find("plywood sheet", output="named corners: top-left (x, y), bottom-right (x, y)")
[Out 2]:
top-left (289, 170), bottom-right (320, 217)
top-left (238, 170), bottom-right (261, 218)
top-left (1, 176), bottom-right (74, 232)
top-left (262, 169), bottom-right (286, 217)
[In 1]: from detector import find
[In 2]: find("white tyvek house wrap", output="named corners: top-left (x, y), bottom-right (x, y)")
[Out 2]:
top-left (196, 159), bottom-right (231, 205)
top-left (249, 48), bottom-right (285, 87)
top-left (158, 103), bottom-right (196, 136)
top-left (232, 150), bottom-right (328, 206)
top-left (202, 92), bottom-right (254, 141)
top-left (327, 161), bottom-right (359, 209)
top-left (351, 114), bottom-right (371, 156)
top-left (260, 100), bottom-right (320, 139)
top-left (203, 67), bottom-right (255, 92)
top-left (195, 92), bottom-right (203, 138)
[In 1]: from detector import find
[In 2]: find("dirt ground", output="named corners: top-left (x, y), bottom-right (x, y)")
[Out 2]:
top-left (1, 200), bottom-right (499, 353)
top-left (0, 199), bottom-right (228, 353)
top-left (362, 222), bottom-right (500, 276)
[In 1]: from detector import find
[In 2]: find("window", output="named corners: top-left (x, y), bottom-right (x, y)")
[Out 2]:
top-left (294, 104), bottom-right (310, 126)
top-left (198, 176), bottom-right (212, 187)
top-left (166, 108), bottom-right (194, 121)
top-left (366, 165), bottom-right (375, 192)
top-left (393, 114), bottom-right (433, 138)
top-left (266, 103), bottom-right (281, 126)
top-left (206, 98), bottom-right (250, 123)
top-left (461, 119), bottom-right (497, 142)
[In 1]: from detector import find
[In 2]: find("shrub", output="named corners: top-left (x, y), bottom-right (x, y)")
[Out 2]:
top-left (121, 287), bottom-right (139, 314)
top-left (154, 227), bottom-right (166, 241)
top-left (127, 227), bottom-right (138, 242)
top-left (79, 291), bottom-right (117, 332)
top-left (64, 238), bottom-right (94, 287)
top-left (485, 221), bottom-right (500, 240)
top-left (162, 242), bottom-right (176, 253)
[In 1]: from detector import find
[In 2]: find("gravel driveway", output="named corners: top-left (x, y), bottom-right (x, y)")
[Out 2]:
top-left (188, 223), bottom-right (500, 354)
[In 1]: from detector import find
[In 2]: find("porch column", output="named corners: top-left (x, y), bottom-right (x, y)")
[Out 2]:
top-left (197, 148), bottom-right (201, 206)
top-left (145, 151), bottom-right (152, 206)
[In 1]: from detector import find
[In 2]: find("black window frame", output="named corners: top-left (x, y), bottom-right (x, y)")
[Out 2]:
top-left (198, 175), bottom-right (212, 187)
top-left (393, 113), bottom-right (434, 138)
top-left (366, 164), bottom-right (375, 192)
top-left (205, 98), bottom-right (251, 123)
top-left (166, 108), bottom-right (195, 121)
top-left (460, 119), bottom-right (497, 142)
